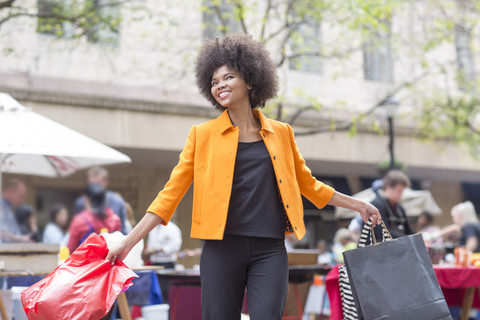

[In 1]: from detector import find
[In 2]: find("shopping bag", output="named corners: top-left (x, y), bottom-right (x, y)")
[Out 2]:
top-left (21, 233), bottom-right (138, 320)
top-left (338, 218), bottom-right (391, 320)
top-left (343, 223), bottom-right (452, 320)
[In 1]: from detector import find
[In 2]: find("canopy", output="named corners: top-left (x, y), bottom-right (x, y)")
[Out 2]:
top-left (0, 92), bottom-right (131, 178)
top-left (335, 187), bottom-right (443, 219)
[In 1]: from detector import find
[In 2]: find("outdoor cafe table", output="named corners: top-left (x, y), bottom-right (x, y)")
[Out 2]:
top-left (325, 265), bottom-right (480, 320)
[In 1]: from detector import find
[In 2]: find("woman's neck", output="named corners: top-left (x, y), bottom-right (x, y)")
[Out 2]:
top-left (227, 107), bottom-right (259, 130)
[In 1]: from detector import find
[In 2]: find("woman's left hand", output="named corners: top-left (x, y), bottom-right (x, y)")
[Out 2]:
top-left (327, 191), bottom-right (382, 225)
top-left (357, 201), bottom-right (382, 225)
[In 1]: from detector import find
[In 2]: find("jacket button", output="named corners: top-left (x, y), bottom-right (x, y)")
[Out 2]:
top-left (286, 204), bottom-right (289, 208)
top-left (273, 156), bottom-right (276, 160)
top-left (263, 134), bottom-right (266, 137)
top-left (279, 179), bottom-right (282, 183)
top-left (294, 226), bottom-right (297, 230)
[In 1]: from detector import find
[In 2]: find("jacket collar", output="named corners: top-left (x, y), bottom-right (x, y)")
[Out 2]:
top-left (217, 109), bottom-right (275, 135)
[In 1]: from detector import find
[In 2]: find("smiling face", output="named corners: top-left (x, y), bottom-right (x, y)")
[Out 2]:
top-left (210, 65), bottom-right (251, 109)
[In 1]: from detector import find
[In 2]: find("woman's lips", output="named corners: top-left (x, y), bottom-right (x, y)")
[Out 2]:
top-left (218, 91), bottom-right (231, 100)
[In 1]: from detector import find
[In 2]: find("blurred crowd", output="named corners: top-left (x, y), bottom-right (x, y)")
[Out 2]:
top-left (286, 170), bottom-right (480, 266)
top-left (2, 168), bottom-right (480, 267)
top-left (0, 166), bottom-right (201, 268)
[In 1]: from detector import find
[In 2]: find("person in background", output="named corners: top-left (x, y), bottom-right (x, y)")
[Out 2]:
top-left (74, 166), bottom-right (128, 234)
top-left (15, 204), bottom-right (40, 242)
top-left (332, 228), bottom-right (356, 264)
top-left (143, 221), bottom-right (182, 269)
top-left (284, 233), bottom-right (298, 252)
top-left (369, 170), bottom-right (413, 243)
top-left (417, 210), bottom-right (443, 246)
top-left (43, 204), bottom-right (70, 246)
top-left (316, 239), bottom-right (333, 265)
top-left (0, 179), bottom-right (32, 243)
top-left (68, 184), bottom-right (121, 253)
top-left (451, 201), bottom-right (480, 252)
top-left (124, 202), bottom-right (136, 234)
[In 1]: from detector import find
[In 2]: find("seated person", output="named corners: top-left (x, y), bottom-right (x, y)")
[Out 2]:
top-left (43, 204), bottom-right (70, 246)
top-left (451, 201), bottom-right (480, 252)
top-left (15, 204), bottom-right (41, 242)
top-left (316, 239), bottom-right (333, 265)
top-left (143, 221), bottom-right (182, 269)
top-left (417, 211), bottom-right (443, 246)
top-left (332, 228), bottom-right (356, 264)
top-left (67, 184), bottom-right (121, 253)
top-left (1, 179), bottom-right (31, 243)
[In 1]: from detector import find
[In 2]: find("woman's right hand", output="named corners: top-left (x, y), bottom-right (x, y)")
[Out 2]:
top-left (105, 212), bottom-right (164, 265)
top-left (106, 239), bottom-right (131, 265)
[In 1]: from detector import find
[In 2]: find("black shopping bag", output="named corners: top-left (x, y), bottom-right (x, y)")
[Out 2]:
top-left (343, 224), bottom-right (452, 320)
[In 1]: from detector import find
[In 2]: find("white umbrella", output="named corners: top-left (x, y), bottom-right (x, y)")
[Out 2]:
top-left (0, 92), bottom-right (131, 194)
top-left (335, 187), bottom-right (443, 219)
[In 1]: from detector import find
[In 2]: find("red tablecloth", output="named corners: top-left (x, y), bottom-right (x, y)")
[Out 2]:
top-left (325, 265), bottom-right (480, 320)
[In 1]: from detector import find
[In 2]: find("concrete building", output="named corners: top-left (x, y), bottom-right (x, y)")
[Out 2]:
top-left (1, 0), bottom-right (479, 254)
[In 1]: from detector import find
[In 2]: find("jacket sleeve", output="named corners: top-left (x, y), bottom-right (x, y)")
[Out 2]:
top-left (287, 124), bottom-right (335, 209)
top-left (146, 126), bottom-right (196, 225)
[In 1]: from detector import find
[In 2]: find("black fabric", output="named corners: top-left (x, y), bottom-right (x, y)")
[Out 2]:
top-left (344, 234), bottom-right (452, 320)
top-left (200, 235), bottom-right (288, 320)
top-left (460, 223), bottom-right (480, 252)
top-left (363, 194), bottom-right (413, 245)
top-left (225, 140), bottom-right (285, 239)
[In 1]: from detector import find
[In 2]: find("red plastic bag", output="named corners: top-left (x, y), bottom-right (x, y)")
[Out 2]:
top-left (21, 233), bottom-right (138, 320)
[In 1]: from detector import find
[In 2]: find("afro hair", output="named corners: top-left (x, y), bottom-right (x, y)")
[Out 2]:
top-left (195, 33), bottom-right (279, 111)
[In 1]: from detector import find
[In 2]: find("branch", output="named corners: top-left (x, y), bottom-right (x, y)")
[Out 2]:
top-left (212, 4), bottom-right (228, 37)
top-left (259, 0), bottom-right (272, 41)
top-left (232, 0), bottom-right (248, 34)
top-left (0, 0), bottom-right (127, 27)
top-left (292, 71), bottom-right (430, 136)
top-left (285, 46), bottom-right (362, 61)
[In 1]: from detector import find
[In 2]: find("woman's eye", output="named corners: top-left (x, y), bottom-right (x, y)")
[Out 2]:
top-left (226, 76), bottom-right (233, 80)
top-left (211, 82), bottom-right (217, 86)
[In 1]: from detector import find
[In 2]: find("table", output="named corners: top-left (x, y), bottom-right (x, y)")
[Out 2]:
top-left (325, 265), bottom-right (480, 320)
top-left (156, 269), bottom-right (201, 320)
top-left (284, 265), bottom-right (332, 320)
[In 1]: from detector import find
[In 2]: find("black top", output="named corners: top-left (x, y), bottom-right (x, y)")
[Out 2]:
top-left (460, 223), bottom-right (480, 252)
top-left (363, 194), bottom-right (414, 245)
top-left (224, 140), bottom-right (285, 239)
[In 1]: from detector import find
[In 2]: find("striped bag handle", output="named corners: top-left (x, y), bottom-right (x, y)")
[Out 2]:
top-left (358, 217), bottom-right (392, 248)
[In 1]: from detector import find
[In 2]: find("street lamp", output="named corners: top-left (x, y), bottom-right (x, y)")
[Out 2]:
top-left (380, 97), bottom-right (400, 170)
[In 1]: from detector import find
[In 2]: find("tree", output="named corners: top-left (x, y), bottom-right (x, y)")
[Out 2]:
top-left (2, 0), bottom-right (480, 156)
top-left (0, 0), bottom-right (146, 43)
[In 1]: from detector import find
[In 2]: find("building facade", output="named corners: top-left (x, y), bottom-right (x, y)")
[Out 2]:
top-left (1, 0), bottom-right (479, 252)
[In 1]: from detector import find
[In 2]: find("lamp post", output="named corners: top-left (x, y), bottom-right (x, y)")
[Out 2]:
top-left (380, 97), bottom-right (400, 170)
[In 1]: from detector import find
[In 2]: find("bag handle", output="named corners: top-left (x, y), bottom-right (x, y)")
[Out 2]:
top-left (358, 217), bottom-right (392, 247)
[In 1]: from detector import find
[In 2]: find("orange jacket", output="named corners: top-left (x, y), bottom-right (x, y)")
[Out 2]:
top-left (147, 109), bottom-right (335, 240)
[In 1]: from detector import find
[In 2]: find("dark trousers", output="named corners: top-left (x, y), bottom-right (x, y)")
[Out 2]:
top-left (200, 235), bottom-right (288, 320)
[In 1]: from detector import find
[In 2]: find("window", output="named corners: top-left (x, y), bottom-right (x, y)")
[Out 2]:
top-left (202, 0), bottom-right (242, 39)
top-left (288, 20), bottom-right (322, 73)
top-left (85, 0), bottom-right (121, 45)
top-left (455, 25), bottom-right (475, 88)
top-left (363, 21), bottom-right (393, 82)
top-left (37, 0), bottom-right (68, 35)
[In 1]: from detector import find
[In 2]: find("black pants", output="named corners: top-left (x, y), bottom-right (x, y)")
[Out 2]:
top-left (200, 235), bottom-right (288, 320)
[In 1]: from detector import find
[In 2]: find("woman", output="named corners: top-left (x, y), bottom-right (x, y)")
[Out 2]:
top-left (107, 34), bottom-right (380, 319)
top-left (15, 204), bottom-right (40, 242)
top-left (43, 204), bottom-right (70, 246)
top-left (67, 184), bottom-right (121, 253)
top-left (451, 201), bottom-right (480, 252)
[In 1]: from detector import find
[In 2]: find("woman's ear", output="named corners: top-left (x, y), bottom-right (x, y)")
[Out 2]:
top-left (247, 84), bottom-right (252, 90)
